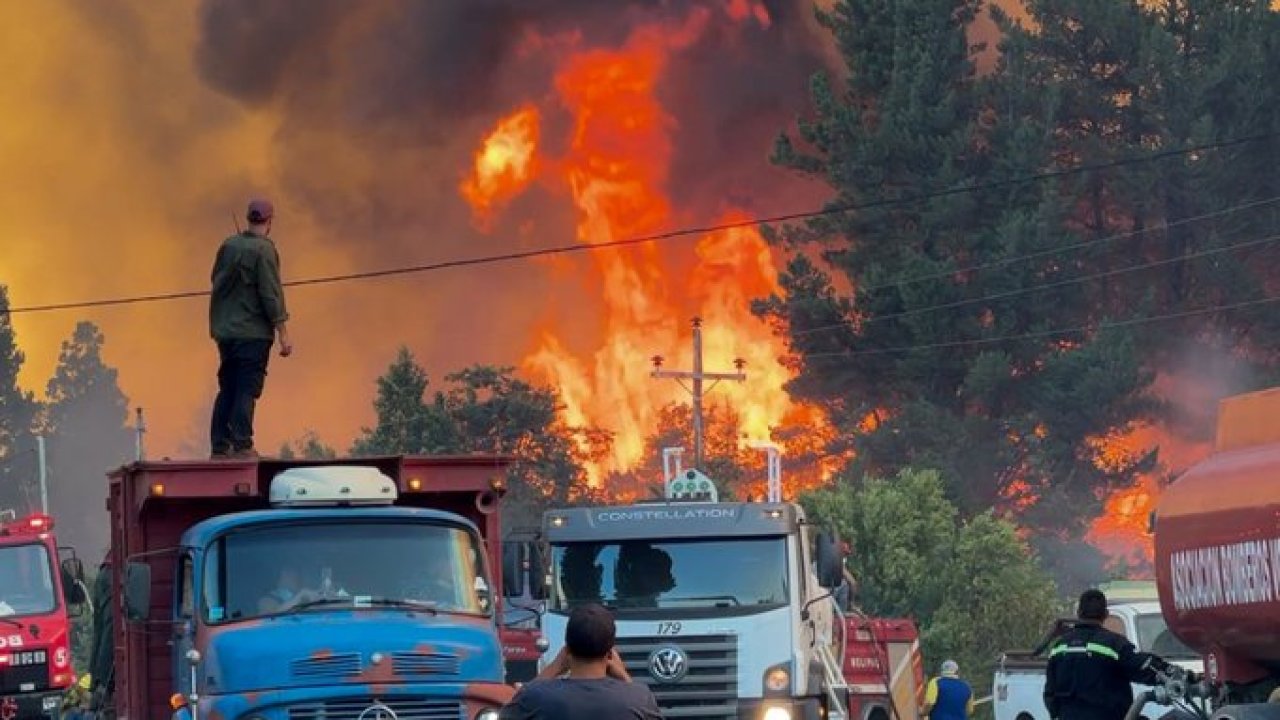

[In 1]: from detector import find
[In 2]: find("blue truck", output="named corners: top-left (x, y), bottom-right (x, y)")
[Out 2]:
top-left (100, 457), bottom-right (516, 720)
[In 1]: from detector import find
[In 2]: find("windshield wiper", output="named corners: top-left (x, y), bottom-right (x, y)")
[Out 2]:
top-left (282, 597), bottom-right (353, 614)
top-left (0, 617), bottom-right (24, 629)
top-left (663, 595), bottom-right (741, 607)
top-left (353, 597), bottom-right (439, 615)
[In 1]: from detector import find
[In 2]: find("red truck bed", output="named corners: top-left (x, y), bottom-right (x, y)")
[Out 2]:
top-left (844, 616), bottom-right (924, 720)
top-left (106, 455), bottom-right (511, 720)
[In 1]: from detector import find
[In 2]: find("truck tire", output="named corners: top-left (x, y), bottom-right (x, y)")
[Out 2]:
top-left (1212, 705), bottom-right (1280, 720)
top-left (868, 708), bottom-right (889, 720)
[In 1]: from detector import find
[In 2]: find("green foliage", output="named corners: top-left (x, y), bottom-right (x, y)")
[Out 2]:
top-left (800, 467), bottom-right (1057, 696)
top-left (760, 0), bottom-right (1280, 570)
top-left (44, 322), bottom-right (134, 561)
top-left (631, 402), bottom-right (755, 498)
top-left (351, 348), bottom-right (611, 530)
top-left (0, 286), bottom-right (41, 513)
top-left (279, 429), bottom-right (338, 460)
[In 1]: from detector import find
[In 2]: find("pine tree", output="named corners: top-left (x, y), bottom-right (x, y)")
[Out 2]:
top-left (761, 0), bottom-right (1157, 550)
top-left (352, 350), bottom-right (610, 530)
top-left (44, 322), bottom-right (133, 561)
top-left (0, 286), bottom-right (40, 513)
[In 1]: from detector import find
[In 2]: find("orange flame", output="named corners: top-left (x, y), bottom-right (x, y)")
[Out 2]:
top-left (1086, 422), bottom-right (1213, 572)
top-left (490, 14), bottom-right (824, 488)
top-left (460, 104), bottom-right (540, 228)
top-left (725, 0), bottom-right (772, 28)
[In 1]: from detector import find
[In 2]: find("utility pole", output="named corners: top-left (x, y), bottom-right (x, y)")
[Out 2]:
top-left (36, 435), bottom-right (48, 514)
top-left (650, 317), bottom-right (746, 470)
top-left (135, 407), bottom-right (147, 462)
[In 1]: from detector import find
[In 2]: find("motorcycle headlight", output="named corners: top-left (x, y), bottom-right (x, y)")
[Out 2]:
top-left (476, 709), bottom-right (501, 720)
top-left (763, 707), bottom-right (793, 720)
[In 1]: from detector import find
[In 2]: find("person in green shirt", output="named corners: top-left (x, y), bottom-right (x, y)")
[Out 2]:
top-left (208, 198), bottom-right (292, 458)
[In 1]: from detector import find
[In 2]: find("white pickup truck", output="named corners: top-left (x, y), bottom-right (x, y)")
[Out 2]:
top-left (993, 599), bottom-right (1202, 720)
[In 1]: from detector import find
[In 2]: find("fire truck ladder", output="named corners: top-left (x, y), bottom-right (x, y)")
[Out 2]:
top-left (817, 601), bottom-right (851, 720)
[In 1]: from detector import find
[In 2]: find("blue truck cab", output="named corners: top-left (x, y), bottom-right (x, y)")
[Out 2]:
top-left (104, 458), bottom-right (515, 720)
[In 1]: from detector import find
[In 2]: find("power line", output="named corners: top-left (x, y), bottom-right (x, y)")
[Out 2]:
top-left (793, 228), bottom-right (1280, 337)
top-left (845, 193), bottom-right (1280, 298)
top-left (802, 294), bottom-right (1280, 359)
top-left (5, 132), bottom-right (1274, 316)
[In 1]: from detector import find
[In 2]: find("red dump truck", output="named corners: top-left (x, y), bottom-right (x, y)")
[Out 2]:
top-left (1152, 387), bottom-right (1280, 720)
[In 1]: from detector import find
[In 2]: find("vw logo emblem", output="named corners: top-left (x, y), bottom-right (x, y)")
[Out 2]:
top-left (648, 646), bottom-right (688, 684)
top-left (356, 702), bottom-right (399, 720)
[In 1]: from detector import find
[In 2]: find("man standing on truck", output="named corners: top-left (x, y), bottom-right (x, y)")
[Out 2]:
top-left (923, 660), bottom-right (974, 720)
top-left (1044, 589), bottom-right (1172, 720)
top-left (499, 603), bottom-right (661, 719)
top-left (209, 198), bottom-right (292, 459)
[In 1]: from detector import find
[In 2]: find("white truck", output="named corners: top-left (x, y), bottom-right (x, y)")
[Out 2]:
top-left (537, 467), bottom-right (859, 720)
top-left (993, 582), bottom-right (1203, 720)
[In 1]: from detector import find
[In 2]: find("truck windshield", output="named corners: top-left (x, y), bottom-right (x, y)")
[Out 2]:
top-left (550, 537), bottom-right (787, 614)
top-left (0, 543), bottom-right (56, 618)
top-left (202, 521), bottom-right (491, 623)
top-left (1135, 613), bottom-right (1199, 660)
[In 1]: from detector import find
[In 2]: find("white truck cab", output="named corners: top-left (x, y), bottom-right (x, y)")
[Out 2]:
top-left (537, 470), bottom-right (851, 720)
top-left (994, 589), bottom-right (1202, 720)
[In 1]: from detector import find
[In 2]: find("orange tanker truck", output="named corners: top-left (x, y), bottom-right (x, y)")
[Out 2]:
top-left (1150, 387), bottom-right (1280, 720)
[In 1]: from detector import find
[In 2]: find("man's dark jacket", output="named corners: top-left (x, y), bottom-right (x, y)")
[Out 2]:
top-left (1043, 621), bottom-right (1165, 720)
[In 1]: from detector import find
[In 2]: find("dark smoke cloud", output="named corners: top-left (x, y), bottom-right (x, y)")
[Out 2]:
top-left (193, 0), bottom-right (831, 235)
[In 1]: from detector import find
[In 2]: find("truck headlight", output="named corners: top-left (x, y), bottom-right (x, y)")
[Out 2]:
top-left (476, 710), bottom-right (501, 720)
top-left (763, 663), bottom-right (791, 694)
top-left (763, 707), bottom-right (792, 720)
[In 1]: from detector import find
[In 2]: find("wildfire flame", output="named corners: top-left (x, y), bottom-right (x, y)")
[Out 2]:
top-left (460, 104), bottom-right (540, 228)
top-left (464, 10), bottom-right (823, 490)
top-left (1086, 422), bottom-right (1213, 572)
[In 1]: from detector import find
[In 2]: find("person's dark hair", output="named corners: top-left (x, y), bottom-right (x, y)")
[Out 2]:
top-left (1077, 589), bottom-right (1108, 621)
top-left (565, 603), bottom-right (616, 660)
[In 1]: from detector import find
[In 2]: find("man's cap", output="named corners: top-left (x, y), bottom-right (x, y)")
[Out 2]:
top-left (247, 198), bottom-right (274, 223)
top-left (1078, 588), bottom-right (1109, 620)
top-left (941, 659), bottom-right (959, 676)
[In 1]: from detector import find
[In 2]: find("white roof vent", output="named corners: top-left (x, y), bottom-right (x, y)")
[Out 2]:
top-left (269, 466), bottom-right (398, 507)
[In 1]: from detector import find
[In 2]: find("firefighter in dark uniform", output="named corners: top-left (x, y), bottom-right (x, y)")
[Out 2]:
top-left (1044, 589), bottom-right (1173, 720)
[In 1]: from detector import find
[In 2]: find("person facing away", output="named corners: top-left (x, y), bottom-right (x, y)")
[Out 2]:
top-left (209, 198), bottom-right (292, 459)
top-left (923, 659), bottom-right (974, 720)
top-left (1044, 589), bottom-right (1171, 720)
top-left (500, 603), bottom-right (662, 720)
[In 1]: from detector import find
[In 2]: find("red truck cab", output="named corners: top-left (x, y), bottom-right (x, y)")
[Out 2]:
top-left (0, 513), bottom-right (87, 720)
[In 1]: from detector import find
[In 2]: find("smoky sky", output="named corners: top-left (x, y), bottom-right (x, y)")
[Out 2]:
top-left (193, 0), bottom-right (831, 246)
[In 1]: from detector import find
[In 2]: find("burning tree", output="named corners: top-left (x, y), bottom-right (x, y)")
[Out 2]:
top-left (764, 0), bottom-right (1280, 580)
top-left (760, 0), bottom-right (1163, 581)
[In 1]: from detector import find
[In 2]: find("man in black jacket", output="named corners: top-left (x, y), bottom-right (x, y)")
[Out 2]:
top-left (1044, 589), bottom-right (1172, 720)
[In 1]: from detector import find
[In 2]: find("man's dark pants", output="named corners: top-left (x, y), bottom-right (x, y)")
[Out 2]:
top-left (210, 338), bottom-right (272, 454)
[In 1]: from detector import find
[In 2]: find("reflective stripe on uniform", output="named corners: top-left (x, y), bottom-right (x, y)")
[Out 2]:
top-left (1048, 642), bottom-right (1120, 660)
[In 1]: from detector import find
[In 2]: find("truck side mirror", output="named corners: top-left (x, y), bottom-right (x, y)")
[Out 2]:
top-left (502, 541), bottom-right (527, 598)
top-left (528, 544), bottom-right (548, 601)
top-left (61, 562), bottom-right (87, 605)
top-left (124, 561), bottom-right (152, 621)
top-left (815, 531), bottom-right (843, 590)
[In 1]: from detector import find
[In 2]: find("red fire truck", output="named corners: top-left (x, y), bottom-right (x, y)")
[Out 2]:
top-left (0, 512), bottom-right (87, 720)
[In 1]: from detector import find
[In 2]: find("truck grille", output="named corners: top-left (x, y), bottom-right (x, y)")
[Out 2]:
top-left (391, 652), bottom-right (460, 677)
top-left (0, 651), bottom-right (49, 694)
top-left (616, 634), bottom-right (738, 720)
top-left (290, 653), bottom-right (361, 681)
top-left (287, 698), bottom-right (462, 720)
